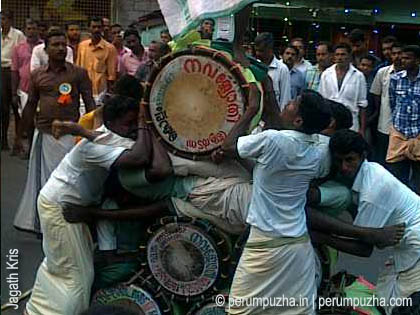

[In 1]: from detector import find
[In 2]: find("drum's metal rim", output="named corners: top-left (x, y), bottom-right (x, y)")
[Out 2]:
top-left (91, 282), bottom-right (172, 314)
top-left (186, 294), bottom-right (229, 315)
top-left (137, 216), bottom-right (232, 303)
top-left (143, 46), bottom-right (250, 161)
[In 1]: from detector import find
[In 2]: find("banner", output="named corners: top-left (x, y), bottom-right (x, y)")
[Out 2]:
top-left (156, 0), bottom-right (257, 39)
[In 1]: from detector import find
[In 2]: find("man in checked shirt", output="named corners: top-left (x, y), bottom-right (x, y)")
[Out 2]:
top-left (387, 45), bottom-right (420, 194)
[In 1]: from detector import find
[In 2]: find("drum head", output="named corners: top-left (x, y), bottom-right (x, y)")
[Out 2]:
top-left (91, 284), bottom-right (171, 314)
top-left (139, 216), bottom-right (231, 302)
top-left (187, 295), bottom-right (228, 315)
top-left (145, 47), bottom-right (249, 160)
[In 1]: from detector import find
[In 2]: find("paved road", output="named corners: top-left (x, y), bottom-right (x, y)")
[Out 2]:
top-left (1, 150), bottom-right (392, 314)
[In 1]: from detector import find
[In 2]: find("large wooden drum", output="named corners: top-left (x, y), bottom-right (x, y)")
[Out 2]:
top-left (138, 216), bottom-right (232, 302)
top-left (144, 47), bottom-right (249, 160)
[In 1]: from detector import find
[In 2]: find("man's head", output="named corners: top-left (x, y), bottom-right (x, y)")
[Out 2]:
top-left (401, 45), bottom-right (420, 72)
top-left (38, 21), bottom-right (49, 40)
top-left (148, 40), bottom-right (170, 62)
top-left (381, 36), bottom-right (397, 62)
top-left (329, 129), bottom-right (369, 180)
top-left (322, 100), bottom-right (353, 135)
top-left (334, 43), bottom-right (352, 68)
top-left (199, 18), bottom-right (215, 40)
top-left (391, 42), bottom-right (403, 71)
top-left (316, 41), bottom-right (334, 70)
top-left (1, 10), bottom-right (14, 30)
top-left (123, 29), bottom-right (141, 53)
top-left (282, 45), bottom-right (299, 69)
top-left (103, 95), bottom-right (140, 139)
top-left (89, 16), bottom-right (103, 39)
top-left (254, 32), bottom-right (274, 65)
top-left (114, 74), bottom-right (142, 102)
top-left (279, 90), bottom-right (332, 134)
top-left (65, 22), bottom-right (80, 42)
top-left (45, 30), bottom-right (67, 62)
top-left (111, 24), bottom-right (123, 47)
top-left (102, 17), bottom-right (111, 40)
top-left (291, 37), bottom-right (305, 61)
top-left (160, 29), bottom-right (172, 44)
top-left (24, 19), bottom-right (39, 40)
top-left (348, 29), bottom-right (366, 56)
top-left (358, 55), bottom-right (376, 77)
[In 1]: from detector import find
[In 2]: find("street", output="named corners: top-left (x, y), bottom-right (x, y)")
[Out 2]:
top-left (1, 150), bottom-right (392, 314)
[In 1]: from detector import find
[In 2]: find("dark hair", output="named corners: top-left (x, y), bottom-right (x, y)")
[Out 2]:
top-left (317, 41), bottom-right (334, 53)
top-left (25, 19), bottom-right (38, 27)
top-left (291, 37), bottom-right (304, 46)
top-left (103, 95), bottom-right (139, 127)
top-left (329, 129), bottom-right (370, 156)
top-left (201, 18), bottom-right (215, 26)
top-left (114, 75), bottom-right (143, 101)
top-left (1, 10), bottom-right (14, 19)
top-left (111, 23), bottom-right (122, 29)
top-left (80, 305), bottom-right (137, 315)
top-left (284, 44), bottom-right (299, 56)
top-left (334, 42), bottom-right (352, 54)
top-left (160, 29), bottom-right (170, 35)
top-left (254, 32), bottom-right (274, 49)
top-left (150, 40), bottom-right (170, 56)
top-left (391, 41), bottom-right (403, 50)
top-left (348, 29), bottom-right (365, 43)
top-left (38, 21), bottom-right (48, 28)
top-left (402, 45), bottom-right (420, 59)
top-left (65, 22), bottom-right (79, 30)
top-left (298, 90), bottom-right (332, 134)
top-left (88, 16), bottom-right (103, 26)
top-left (360, 55), bottom-right (377, 65)
top-left (382, 35), bottom-right (397, 44)
top-left (44, 29), bottom-right (66, 48)
top-left (326, 100), bottom-right (352, 130)
top-left (123, 29), bottom-right (141, 41)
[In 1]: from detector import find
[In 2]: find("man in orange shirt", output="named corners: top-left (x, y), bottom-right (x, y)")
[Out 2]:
top-left (76, 16), bottom-right (117, 100)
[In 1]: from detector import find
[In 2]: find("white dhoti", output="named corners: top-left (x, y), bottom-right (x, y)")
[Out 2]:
top-left (26, 194), bottom-right (94, 315)
top-left (229, 227), bottom-right (317, 315)
top-left (17, 89), bottom-right (28, 116)
top-left (13, 130), bottom-right (74, 233)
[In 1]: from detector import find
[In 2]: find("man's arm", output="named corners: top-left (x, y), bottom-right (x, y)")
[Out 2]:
top-left (369, 70), bottom-right (382, 125)
top-left (18, 72), bottom-right (39, 139)
top-left (261, 76), bottom-right (282, 130)
top-left (219, 83), bottom-right (260, 158)
top-left (106, 45), bottom-right (118, 92)
top-left (388, 76), bottom-right (397, 113)
top-left (145, 135), bottom-right (173, 183)
top-left (79, 68), bottom-right (96, 113)
top-left (279, 65), bottom-right (291, 109)
top-left (357, 74), bottom-right (368, 136)
top-left (359, 108), bottom-right (367, 137)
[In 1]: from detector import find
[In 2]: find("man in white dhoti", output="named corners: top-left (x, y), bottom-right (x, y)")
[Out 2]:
top-left (25, 95), bottom-right (153, 315)
top-left (14, 30), bottom-right (96, 234)
top-left (329, 130), bottom-right (420, 315)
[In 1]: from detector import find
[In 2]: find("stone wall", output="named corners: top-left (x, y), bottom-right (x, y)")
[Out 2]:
top-left (115, 0), bottom-right (160, 27)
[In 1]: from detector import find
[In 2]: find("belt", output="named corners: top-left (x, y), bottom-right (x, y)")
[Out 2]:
top-left (245, 233), bottom-right (310, 249)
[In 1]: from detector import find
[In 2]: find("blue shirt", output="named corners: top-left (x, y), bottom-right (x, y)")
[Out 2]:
top-left (237, 130), bottom-right (330, 238)
top-left (290, 67), bottom-right (305, 99)
top-left (389, 68), bottom-right (420, 138)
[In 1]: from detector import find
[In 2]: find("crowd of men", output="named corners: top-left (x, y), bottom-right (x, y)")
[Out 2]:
top-left (1, 7), bottom-right (420, 315)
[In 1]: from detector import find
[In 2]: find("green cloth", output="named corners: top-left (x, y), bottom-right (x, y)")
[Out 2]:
top-left (317, 180), bottom-right (352, 217)
top-left (118, 169), bottom-right (197, 202)
top-left (344, 278), bottom-right (382, 315)
top-left (245, 233), bottom-right (309, 249)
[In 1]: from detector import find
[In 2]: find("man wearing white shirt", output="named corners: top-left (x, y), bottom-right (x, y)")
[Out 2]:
top-left (330, 129), bottom-right (420, 315)
top-left (370, 42), bottom-right (403, 165)
top-left (30, 38), bottom-right (74, 72)
top-left (319, 42), bottom-right (368, 135)
top-left (255, 32), bottom-right (291, 110)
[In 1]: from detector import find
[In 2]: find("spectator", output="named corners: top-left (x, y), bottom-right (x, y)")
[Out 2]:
top-left (281, 44), bottom-right (305, 100)
top-left (1, 10), bottom-right (26, 150)
top-left (31, 26), bottom-right (74, 72)
top-left (37, 21), bottom-right (49, 41)
top-left (254, 32), bottom-right (291, 110)
top-left (14, 30), bottom-right (96, 234)
top-left (199, 18), bottom-right (215, 40)
top-left (135, 41), bottom-right (170, 82)
top-left (121, 29), bottom-right (147, 76)
top-left (110, 23), bottom-right (131, 74)
top-left (291, 37), bottom-right (312, 75)
top-left (387, 45), bottom-right (420, 194)
top-left (102, 17), bottom-right (112, 42)
top-left (370, 42), bottom-right (404, 166)
top-left (376, 35), bottom-right (397, 71)
top-left (65, 22), bottom-right (81, 60)
top-left (305, 41), bottom-right (334, 92)
top-left (11, 19), bottom-right (43, 156)
top-left (358, 55), bottom-right (377, 144)
top-left (160, 28), bottom-right (172, 44)
top-left (319, 42), bottom-right (368, 135)
top-left (77, 16), bottom-right (118, 99)
top-left (348, 28), bottom-right (380, 68)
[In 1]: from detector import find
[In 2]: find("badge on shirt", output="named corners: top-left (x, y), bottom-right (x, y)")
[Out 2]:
top-left (57, 83), bottom-right (72, 107)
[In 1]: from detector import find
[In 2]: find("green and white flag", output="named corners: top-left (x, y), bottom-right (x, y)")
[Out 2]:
top-left (157, 0), bottom-right (257, 39)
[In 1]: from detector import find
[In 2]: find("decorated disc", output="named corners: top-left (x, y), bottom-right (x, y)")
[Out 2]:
top-left (91, 284), bottom-right (170, 314)
top-left (58, 83), bottom-right (72, 95)
top-left (187, 295), bottom-right (228, 315)
top-left (145, 47), bottom-right (249, 160)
